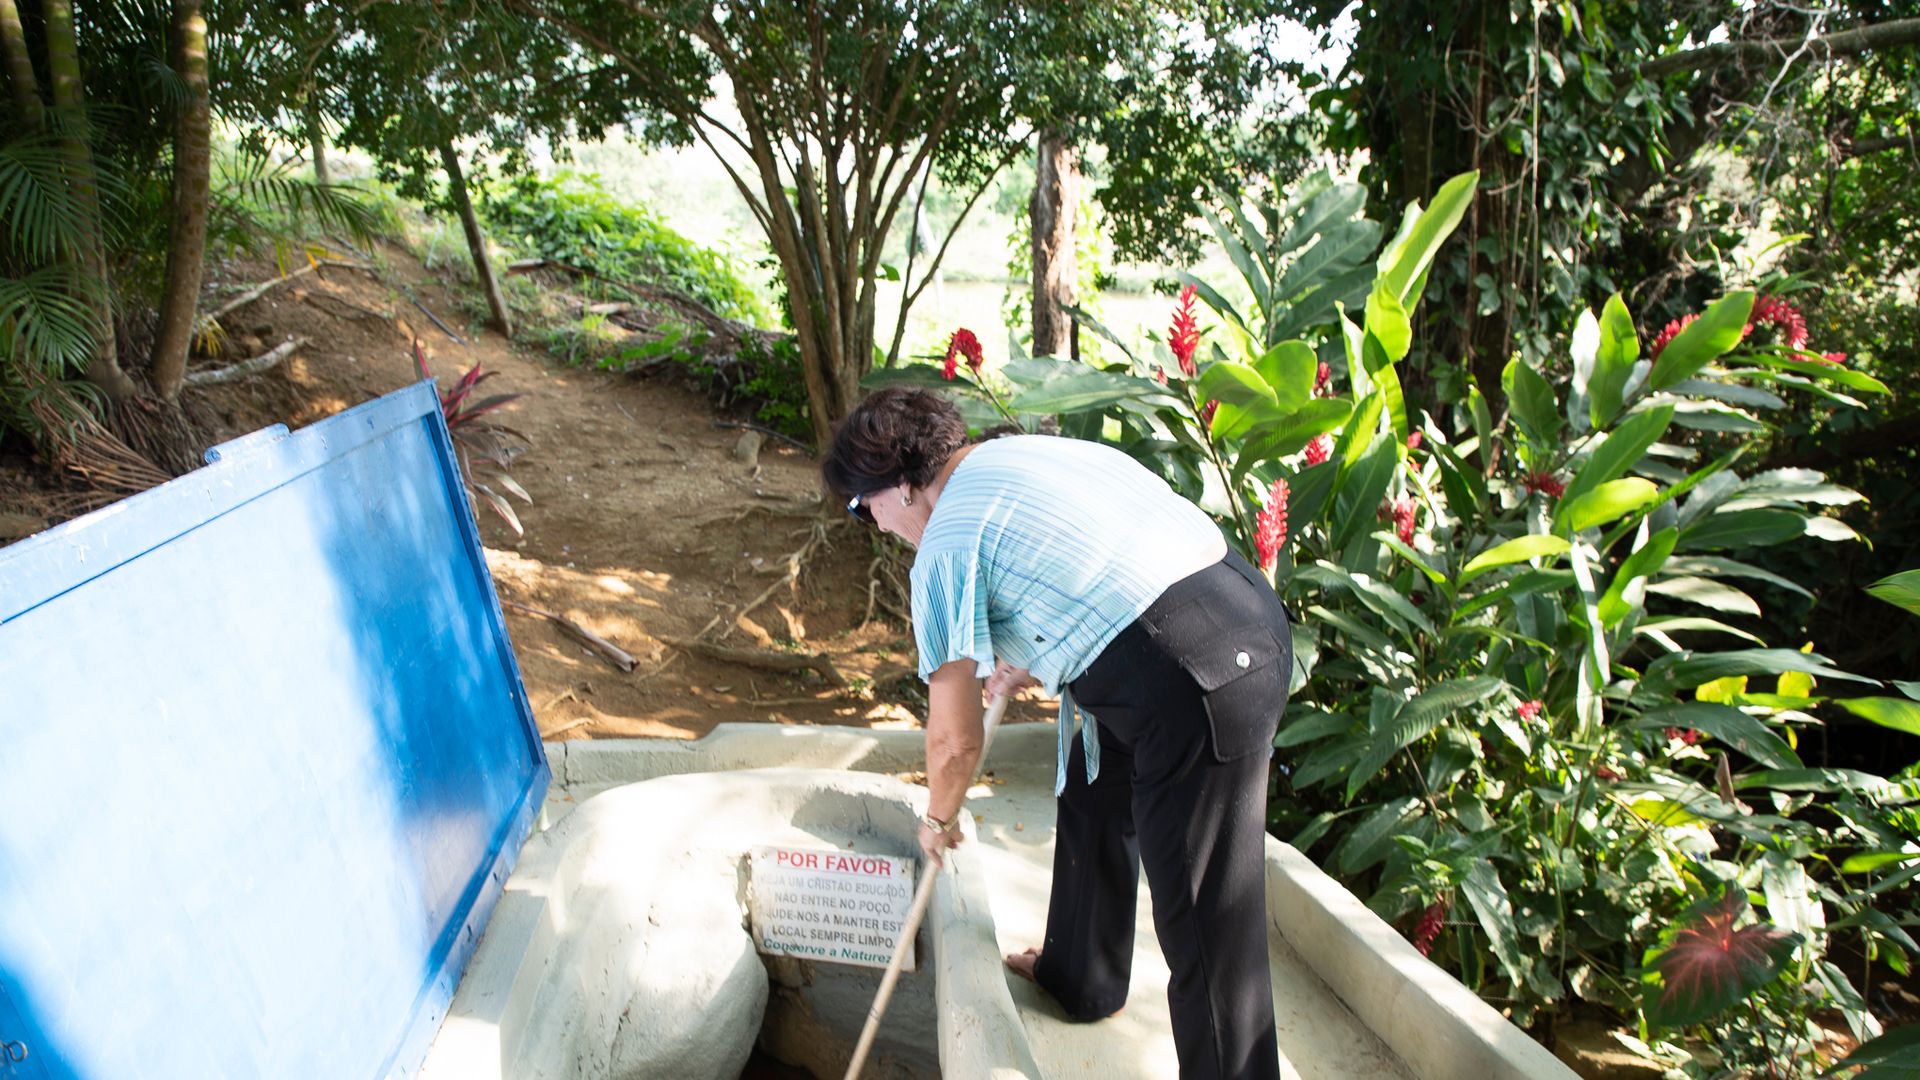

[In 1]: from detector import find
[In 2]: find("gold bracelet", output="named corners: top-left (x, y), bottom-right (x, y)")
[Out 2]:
top-left (920, 812), bottom-right (954, 833)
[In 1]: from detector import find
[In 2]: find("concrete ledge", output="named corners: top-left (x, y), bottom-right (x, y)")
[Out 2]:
top-left (546, 721), bottom-right (1060, 789)
top-left (1263, 840), bottom-right (1576, 1080)
top-left (425, 768), bottom-right (1041, 1079)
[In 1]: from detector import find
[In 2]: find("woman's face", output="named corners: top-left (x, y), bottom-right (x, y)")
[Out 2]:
top-left (865, 482), bottom-right (930, 547)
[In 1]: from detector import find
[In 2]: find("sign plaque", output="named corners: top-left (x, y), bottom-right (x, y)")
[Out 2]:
top-left (748, 845), bottom-right (918, 971)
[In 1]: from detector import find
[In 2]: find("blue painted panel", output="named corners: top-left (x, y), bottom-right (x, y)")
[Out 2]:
top-left (0, 381), bottom-right (548, 1080)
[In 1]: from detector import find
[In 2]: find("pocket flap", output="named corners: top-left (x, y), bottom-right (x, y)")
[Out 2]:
top-left (1180, 628), bottom-right (1286, 691)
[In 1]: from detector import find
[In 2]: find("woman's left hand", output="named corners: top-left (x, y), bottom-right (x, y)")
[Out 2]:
top-left (918, 820), bottom-right (962, 868)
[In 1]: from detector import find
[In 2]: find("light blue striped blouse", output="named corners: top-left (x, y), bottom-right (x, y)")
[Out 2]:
top-left (909, 435), bottom-right (1224, 792)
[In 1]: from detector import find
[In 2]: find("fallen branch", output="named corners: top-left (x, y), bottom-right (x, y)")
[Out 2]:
top-left (540, 715), bottom-right (595, 738)
top-left (183, 337), bottom-right (310, 387)
top-left (659, 635), bottom-right (846, 687)
top-left (405, 289), bottom-right (467, 344)
top-left (503, 600), bottom-right (637, 673)
top-left (713, 420), bottom-right (814, 456)
top-left (203, 259), bottom-right (377, 324)
top-left (694, 521), bottom-right (826, 641)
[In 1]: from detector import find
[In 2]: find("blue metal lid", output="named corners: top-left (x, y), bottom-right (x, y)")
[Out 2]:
top-left (0, 381), bottom-right (548, 1079)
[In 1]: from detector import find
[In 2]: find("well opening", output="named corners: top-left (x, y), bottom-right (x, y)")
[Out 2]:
top-left (741, 939), bottom-right (941, 1080)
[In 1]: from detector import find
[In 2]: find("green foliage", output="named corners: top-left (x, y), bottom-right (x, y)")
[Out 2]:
top-left (481, 172), bottom-right (768, 326)
top-left (877, 169), bottom-right (1919, 1074)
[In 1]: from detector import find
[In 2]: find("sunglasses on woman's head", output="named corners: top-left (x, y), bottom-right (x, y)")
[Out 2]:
top-left (846, 492), bottom-right (875, 523)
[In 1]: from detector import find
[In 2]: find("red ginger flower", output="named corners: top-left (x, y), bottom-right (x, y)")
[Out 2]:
top-left (942, 328), bottom-right (984, 380)
top-left (1253, 479), bottom-right (1289, 572)
top-left (1665, 727), bottom-right (1702, 745)
top-left (1200, 399), bottom-right (1219, 429)
top-left (1314, 362), bottom-right (1331, 396)
top-left (1596, 766), bottom-right (1623, 781)
top-left (1406, 430), bottom-right (1423, 453)
top-left (1819, 351), bottom-right (1848, 365)
top-left (1304, 433), bottom-right (1333, 467)
top-left (1168, 285), bottom-right (1201, 377)
top-left (1391, 497), bottom-right (1417, 544)
top-left (1522, 470), bottom-right (1566, 499)
top-left (1748, 295), bottom-right (1808, 349)
top-left (1412, 901), bottom-right (1448, 957)
top-left (1650, 314), bottom-right (1698, 360)
top-left (1517, 699), bottom-right (1543, 722)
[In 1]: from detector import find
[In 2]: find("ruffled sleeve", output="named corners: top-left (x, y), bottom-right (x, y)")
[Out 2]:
top-left (910, 549), bottom-right (995, 682)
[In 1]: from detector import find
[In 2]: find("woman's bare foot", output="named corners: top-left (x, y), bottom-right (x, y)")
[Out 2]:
top-left (1004, 947), bottom-right (1041, 983)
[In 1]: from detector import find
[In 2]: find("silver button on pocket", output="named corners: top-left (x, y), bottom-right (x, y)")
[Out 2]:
top-left (1234, 650), bottom-right (1251, 669)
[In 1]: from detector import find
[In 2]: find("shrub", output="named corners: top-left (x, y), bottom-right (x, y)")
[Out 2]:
top-left (869, 172), bottom-right (1920, 1076)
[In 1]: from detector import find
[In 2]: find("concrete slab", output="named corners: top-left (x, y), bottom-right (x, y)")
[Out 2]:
top-left (523, 724), bottom-right (1576, 1080)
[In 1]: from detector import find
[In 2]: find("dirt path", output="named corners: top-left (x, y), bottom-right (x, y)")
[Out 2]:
top-left (137, 243), bottom-right (1053, 741)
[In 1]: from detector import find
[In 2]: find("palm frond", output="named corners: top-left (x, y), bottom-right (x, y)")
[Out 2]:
top-left (211, 147), bottom-right (380, 248)
top-left (0, 135), bottom-right (95, 264)
top-left (0, 265), bottom-right (105, 374)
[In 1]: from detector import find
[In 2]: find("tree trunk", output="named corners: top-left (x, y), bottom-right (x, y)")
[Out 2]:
top-left (44, 0), bottom-right (134, 399)
top-left (149, 0), bottom-right (210, 401)
top-left (438, 141), bottom-right (512, 336)
top-left (306, 95), bottom-right (330, 185)
top-left (1029, 132), bottom-right (1078, 357)
top-left (0, 0), bottom-right (42, 124)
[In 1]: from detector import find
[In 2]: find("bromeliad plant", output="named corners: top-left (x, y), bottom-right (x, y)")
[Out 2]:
top-left (870, 169), bottom-right (1920, 1074)
top-left (414, 342), bottom-right (532, 536)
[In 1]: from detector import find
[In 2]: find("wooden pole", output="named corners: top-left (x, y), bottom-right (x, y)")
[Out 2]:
top-left (843, 693), bottom-right (1010, 1080)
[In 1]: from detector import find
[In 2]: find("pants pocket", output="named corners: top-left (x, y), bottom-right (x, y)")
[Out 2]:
top-left (1177, 627), bottom-right (1291, 762)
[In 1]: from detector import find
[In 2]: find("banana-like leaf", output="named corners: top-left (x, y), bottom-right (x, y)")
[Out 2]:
top-left (1866, 569), bottom-right (1920, 618)
top-left (1634, 703), bottom-right (1802, 768)
top-left (1640, 649), bottom-right (1874, 697)
top-left (1562, 404), bottom-right (1674, 508)
top-left (1677, 508), bottom-right (1807, 551)
top-left (1332, 796), bottom-right (1424, 875)
top-left (1644, 576), bottom-right (1760, 617)
top-left (1599, 527), bottom-right (1678, 625)
top-left (1460, 534), bottom-right (1570, 582)
top-left (1634, 616), bottom-right (1766, 645)
top-left (1819, 1017), bottom-right (1920, 1078)
top-left (1462, 862), bottom-right (1531, 991)
top-left (1589, 293), bottom-right (1639, 427)
top-left (1504, 356), bottom-right (1561, 443)
top-left (1556, 478), bottom-right (1658, 534)
top-left (1650, 291), bottom-right (1755, 390)
top-left (1375, 170), bottom-right (1478, 306)
top-left (1832, 697), bottom-right (1920, 738)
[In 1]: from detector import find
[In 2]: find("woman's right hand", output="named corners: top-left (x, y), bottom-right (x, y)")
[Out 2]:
top-left (987, 660), bottom-right (1037, 699)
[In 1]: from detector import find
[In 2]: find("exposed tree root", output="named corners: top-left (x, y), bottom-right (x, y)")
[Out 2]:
top-left (658, 635), bottom-right (846, 687)
top-left (183, 337), bottom-right (309, 388)
top-left (693, 519), bottom-right (828, 642)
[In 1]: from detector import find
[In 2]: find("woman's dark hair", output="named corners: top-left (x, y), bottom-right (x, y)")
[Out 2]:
top-left (821, 387), bottom-right (968, 500)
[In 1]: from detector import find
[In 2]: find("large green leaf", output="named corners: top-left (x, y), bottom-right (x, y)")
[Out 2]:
top-left (1754, 353), bottom-right (1891, 395)
top-left (1738, 768), bottom-right (1920, 802)
top-left (1599, 527), bottom-right (1678, 625)
top-left (1832, 697), bottom-right (1920, 738)
top-left (1460, 534), bottom-right (1570, 583)
top-left (1643, 576), bottom-right (1761, 617)
top-left (1503, 356), bottom-right (1561, 443)
top-left (1332, 796), bottom-right (1424, 875)
top-left (1640, 649), bottom-right (1874, 697)
top-left (1331, 434), bottom-right (1399, 550)
top-left (1866, 570), bottom-right (1920, 619)
top-left (1664, 555), bottom-right (1813, 599)
top-left (1194, 360), bottom-right (1276, 409)
top-left (1561, 404), bottom-right (1674, 508)
top-left (1278, 181), bottom-right (1366, 254)
top-left (1203, 203), bottom-right (1270, 315)
top-left (1556, 478), bottom-right (1658, 534)
top-left (1375, 170), bottom-right (1478, 306)
top-left (1589, 293), bottom-right (1639, 427)
top-left (1462, 862), bottom-right (1531, 991)
top-left (1004, 360), bottom-right (1178, 415)
top-left (1344, 678), bottom-right (1500, 802)
top-left (1634, 703), bottom-right (1802, 768)
top-left (1271, 218), bottom-right (1382, 303)
top-left (1363, 280), bottom-right (1411, 363)
top-left (1650, 291), bottom-right (1756, 390)
top-left (1677, 508), bottom-right (1808, 551)
top-left (1821, 1019), bottom-right (1920, 1078)
top-left (1253, 339), bottom-right (1319, 412)
top-left (1237, 399), bottom-right (1353, 467)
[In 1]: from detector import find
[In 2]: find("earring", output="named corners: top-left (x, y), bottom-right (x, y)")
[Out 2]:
top-left (900, 490), bottom-right (913, 506)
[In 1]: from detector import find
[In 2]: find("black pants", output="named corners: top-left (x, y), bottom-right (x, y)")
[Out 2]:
top-left (1034, 550), bottom-right (1290, 1080)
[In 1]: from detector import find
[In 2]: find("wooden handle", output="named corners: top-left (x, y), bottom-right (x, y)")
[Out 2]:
top-left (843, 693), bottom-right (1011, 1080)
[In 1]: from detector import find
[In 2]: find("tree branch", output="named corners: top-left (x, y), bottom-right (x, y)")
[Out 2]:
top-left (1640, 17), bottom-right (1920, 79)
